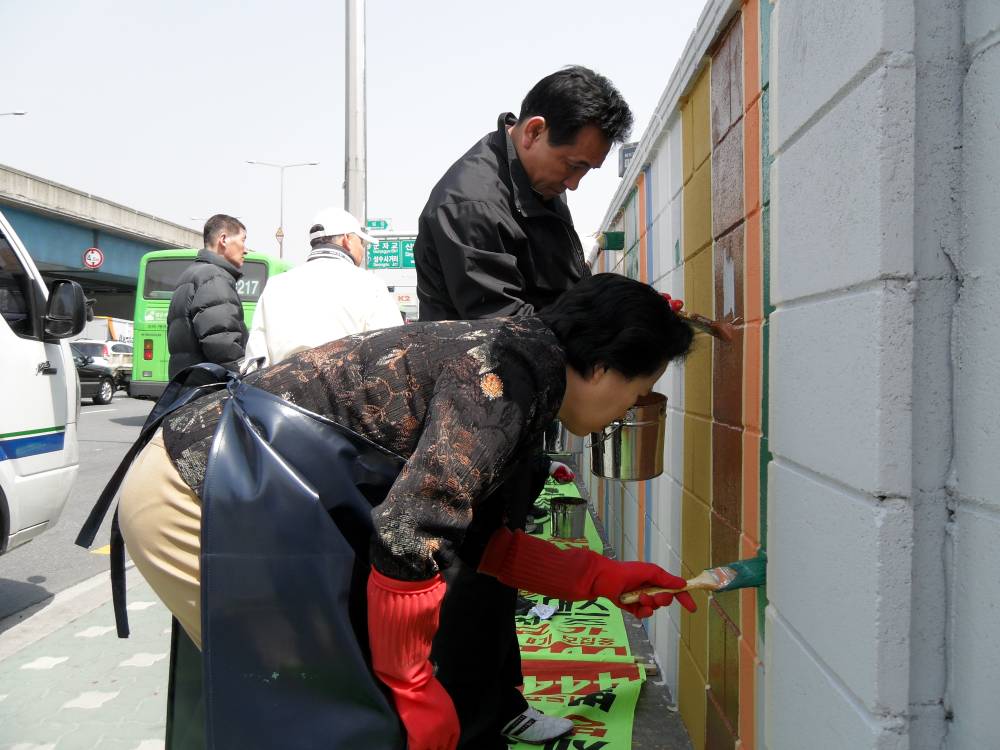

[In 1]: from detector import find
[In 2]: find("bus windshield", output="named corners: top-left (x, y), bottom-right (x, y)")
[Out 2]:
top-left (143, 258), bottom-right (268, 302)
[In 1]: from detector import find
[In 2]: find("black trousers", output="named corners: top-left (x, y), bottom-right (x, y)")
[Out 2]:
top-left (432, 456), bottom-right (548, 750)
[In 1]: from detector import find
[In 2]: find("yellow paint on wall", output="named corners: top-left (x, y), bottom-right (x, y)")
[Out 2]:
top-left (683, 101), bottom-right (695, 181)
top-left (691, 66), bottom-right (713, 172)
top-left (682, 487), bottom-right (712, 576)
top-left (683, 411), bottom-right (713, 503)
top-left (683, 167), bottom-right (713, 260)
top-left (684, 245), bottom-right (715, 320)
top-left (679, 641), bottom-right (709, 750)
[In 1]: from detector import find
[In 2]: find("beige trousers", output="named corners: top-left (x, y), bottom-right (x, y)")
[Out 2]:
top-left (118, 432), bottom-right (204, 648)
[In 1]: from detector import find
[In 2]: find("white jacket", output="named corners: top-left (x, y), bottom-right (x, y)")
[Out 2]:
top-left (245, 251), bottom-right (403, 366)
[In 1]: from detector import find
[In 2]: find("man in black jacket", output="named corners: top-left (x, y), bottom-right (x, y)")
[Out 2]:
top-left (416, 66), bottom-right (633, 748)
top-left (167, 214), bottom-right (248, 378)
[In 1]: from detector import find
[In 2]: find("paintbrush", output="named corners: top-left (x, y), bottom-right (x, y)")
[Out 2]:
top-left (620, 556), bottom-right (765, 604)
top-left (676, 310), bottom-right (738, 342)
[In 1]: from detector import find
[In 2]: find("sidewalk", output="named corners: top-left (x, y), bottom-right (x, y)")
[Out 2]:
top-left (0, 567), bottom-right (170, 750)
top-left (0, 520), bottom-right (691, 750)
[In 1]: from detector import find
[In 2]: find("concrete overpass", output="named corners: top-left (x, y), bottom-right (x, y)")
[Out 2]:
top-left (0, 164), bottom-right (201, 318)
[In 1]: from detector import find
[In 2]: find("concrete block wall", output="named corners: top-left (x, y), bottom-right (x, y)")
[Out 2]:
top-left (765, 0), bottom-right (921, 746)
top-left (588, 0), bottom-right (997, 747)
top-left (948, 1), bottom-right (1000, 746)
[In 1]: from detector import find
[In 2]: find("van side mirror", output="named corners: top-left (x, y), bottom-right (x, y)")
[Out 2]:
top-left (44, 279), bottom-right (87, 340)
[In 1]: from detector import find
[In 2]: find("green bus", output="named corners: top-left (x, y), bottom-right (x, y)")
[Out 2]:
top-left (130, 249), bottom-right (292, 398)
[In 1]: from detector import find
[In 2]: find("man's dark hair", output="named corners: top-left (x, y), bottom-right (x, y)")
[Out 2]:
top-left (539, 274), bottom-right (693, 378)
top-left (203, 214), bottom-right (246, 248)
top-left (518, 65), bottom-right (633, 147)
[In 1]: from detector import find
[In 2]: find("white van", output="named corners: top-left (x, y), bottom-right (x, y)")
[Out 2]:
top-left (0, 209), bottom-right (87, 553)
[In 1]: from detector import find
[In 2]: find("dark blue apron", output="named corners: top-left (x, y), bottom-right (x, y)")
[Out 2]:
top-left (79, 366), bottom-right (407, 749)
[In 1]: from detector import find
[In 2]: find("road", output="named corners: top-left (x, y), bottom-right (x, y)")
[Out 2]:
top-left (0, 393), bottom-right (153, 624)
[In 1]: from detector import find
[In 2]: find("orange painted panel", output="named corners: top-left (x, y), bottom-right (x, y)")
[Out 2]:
top-left (743, 211), bottom-right (763, 325)
top-left (744, 99), bottom-right (761, 216)
top-left (742, 0), bottom-right (761, 103)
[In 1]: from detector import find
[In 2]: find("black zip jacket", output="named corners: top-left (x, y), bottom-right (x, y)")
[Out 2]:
top-left (414, 113), bottom-right (591, 322)
top-left (166, 248), bottom-right (247, 377)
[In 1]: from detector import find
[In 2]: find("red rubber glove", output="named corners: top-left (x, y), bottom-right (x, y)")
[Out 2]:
top-left (478, 528), bottom-right (696, 617)
top-left (367, 569), bottom-right (459, 750)
top-left (661, 292), bottom-right (685, 312)
top-left (548, 460), bottom-right (575, 483)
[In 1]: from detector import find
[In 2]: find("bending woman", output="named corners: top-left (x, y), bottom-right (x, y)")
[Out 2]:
top-left (117, 273), bottom-right (696, 750)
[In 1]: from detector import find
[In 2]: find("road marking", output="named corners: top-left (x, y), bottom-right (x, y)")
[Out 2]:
top-left (81, 408), bottom-right (116, 414)
top-left (91, 544), bottom-right (111, 555)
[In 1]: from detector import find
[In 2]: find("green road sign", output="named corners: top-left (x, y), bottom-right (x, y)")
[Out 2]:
top-left (368, 239), bottom-right (400, 269)
top-left (366, 237), bottom-right (417, 270)
top-left (400, 239), bottom-right (415, 269)
top-left (366, 218), bottom-right (390, 230)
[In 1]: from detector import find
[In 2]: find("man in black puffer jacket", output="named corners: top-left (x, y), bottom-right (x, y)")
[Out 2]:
top-left (167, 214), bottom-right (248, 378)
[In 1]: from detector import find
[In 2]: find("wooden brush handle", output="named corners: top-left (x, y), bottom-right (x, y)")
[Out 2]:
top-left (620, 570), bottom-right (719, 604)
top-left (620, 586), bottom-right (684, 604)
top-left (676, 310), bottom-right (736, 342)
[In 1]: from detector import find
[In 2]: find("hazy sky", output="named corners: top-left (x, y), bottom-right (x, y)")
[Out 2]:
top-left (2, 0), bottom-right (708, 264)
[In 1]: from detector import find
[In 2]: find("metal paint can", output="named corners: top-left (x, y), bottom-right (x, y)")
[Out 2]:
top-left (550, 496), bottom-right (588, 539)
top-left (590, 392), bottom-right (667, 481)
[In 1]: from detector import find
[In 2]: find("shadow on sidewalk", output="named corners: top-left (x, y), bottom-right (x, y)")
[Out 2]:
top-left (0, 578), bottom-right (54, 635)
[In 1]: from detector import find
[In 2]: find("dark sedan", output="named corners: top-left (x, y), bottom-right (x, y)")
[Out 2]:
top-left (70, 344), bottom-right (116, 405)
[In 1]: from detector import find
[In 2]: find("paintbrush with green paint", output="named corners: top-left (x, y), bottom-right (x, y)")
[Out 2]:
top-left (621, 555), bottom-right (766, 604)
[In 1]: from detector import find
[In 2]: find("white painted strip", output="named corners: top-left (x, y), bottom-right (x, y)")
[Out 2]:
top-left (75, 625), bottom-right (116, 638)
top-left (119, 652), bottom-right (167, 667)
top-left (62, 690), bottom-right (119, 709)
top-left (20, 655), bottom-right (68, 670)
top-left (81, 408), bottom-right (115, 414)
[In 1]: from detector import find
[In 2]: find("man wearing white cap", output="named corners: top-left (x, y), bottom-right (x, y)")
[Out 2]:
top-left (245, 207), bottom-right (402, 366)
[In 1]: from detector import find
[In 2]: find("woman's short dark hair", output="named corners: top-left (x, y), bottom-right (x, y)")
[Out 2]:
top-left (518, 65), bottom-right (633, 147)
top-left (539, 274), bottom-right (694, 378)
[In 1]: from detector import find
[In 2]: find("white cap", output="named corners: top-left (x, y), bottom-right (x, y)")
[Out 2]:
top-left (308, 207), bottom-right (377, 243)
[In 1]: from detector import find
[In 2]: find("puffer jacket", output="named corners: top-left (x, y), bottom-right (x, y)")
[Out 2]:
top-left (166, 248), bottom-right (247, 378)
top-left (413, 113), bottom-right (590, 322)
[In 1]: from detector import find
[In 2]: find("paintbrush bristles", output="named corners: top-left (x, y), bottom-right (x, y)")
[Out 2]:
top-left (716, 556), bottom-right (766, 591)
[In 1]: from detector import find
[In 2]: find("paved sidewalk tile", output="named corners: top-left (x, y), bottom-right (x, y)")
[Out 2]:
top-left (0, 577), bottom-right (170, 750)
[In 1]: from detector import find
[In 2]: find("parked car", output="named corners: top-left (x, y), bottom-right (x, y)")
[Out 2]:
top-left (71, 351), bottom-right (116, 405)
top-left (70, 339), bottom-right (131, 392)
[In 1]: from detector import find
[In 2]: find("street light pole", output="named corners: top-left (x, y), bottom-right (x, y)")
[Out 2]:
top-left (246, 160), bottom-right (319, 258)
top-left (345, 0), bottom-right (366, 219)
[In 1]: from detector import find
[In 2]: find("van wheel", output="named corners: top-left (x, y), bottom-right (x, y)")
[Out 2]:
top-left (93, 378), bottom-right (115, 405)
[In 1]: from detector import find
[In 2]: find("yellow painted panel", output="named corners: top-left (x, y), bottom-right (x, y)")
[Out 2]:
top-left (682, 487), bottom-right (712, 577)
top-left (682, 99), bottom-right (694, 181)
top-left (679, 639), bottom-right (708, 750)
top-left (684, 244), bottom-right (715, 321)
top-left (683, 164), bottom-right (712, 260)
top-left (683, 415), bottom-right (712, 509)
top-left (692, 65), bottom-right (712, 171)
